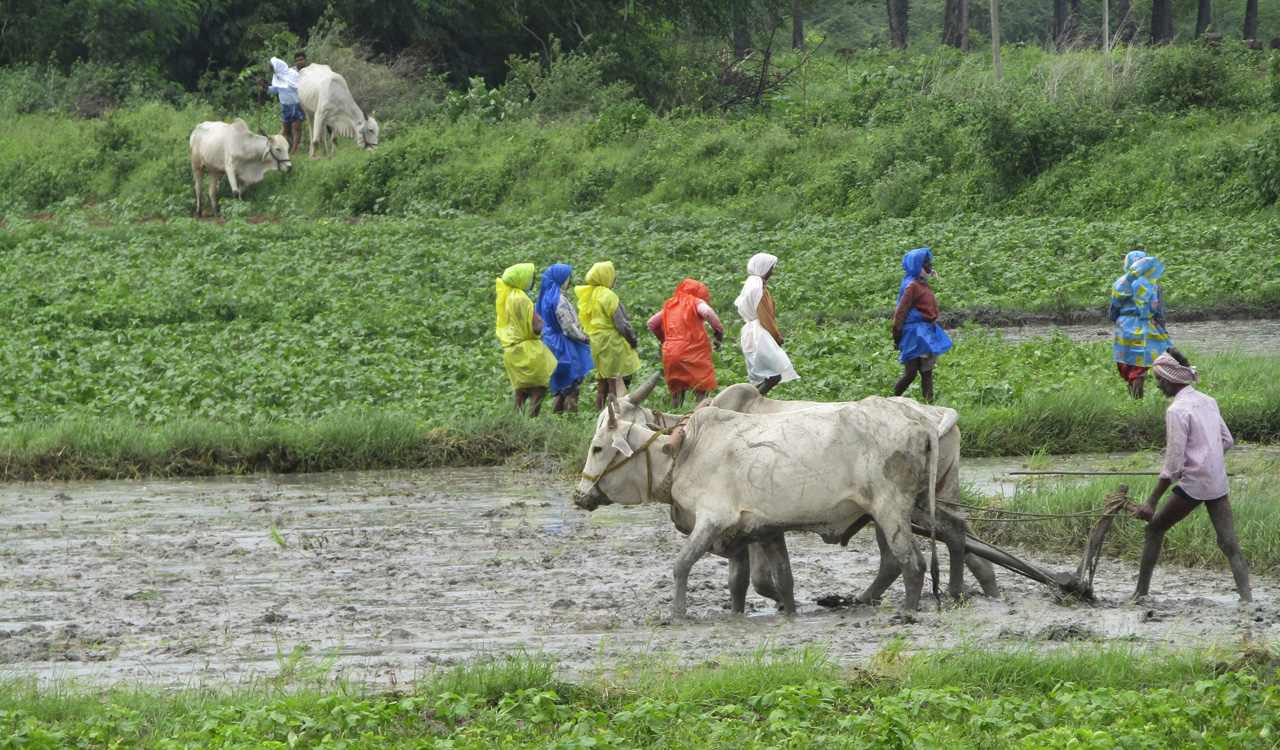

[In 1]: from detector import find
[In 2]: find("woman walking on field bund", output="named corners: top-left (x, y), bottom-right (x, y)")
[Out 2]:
top-left (576, 261), bottom-right (640, 411)
top-left (495, 263), bottom-right (557, 417)
top-left (648, 278), bottom-right (724, 409)
top-left (1110, 250), bottom-right (1170, 399)
top-left (535, 263), bottom-right (593, 414)
top-left (735, 253), bottom-right (798, 395)
top-left (892, 248), bottom-right (951, 403)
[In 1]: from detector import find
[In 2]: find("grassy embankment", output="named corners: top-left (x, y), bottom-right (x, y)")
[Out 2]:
top-left (2, 647), bottom-right (1277, 749)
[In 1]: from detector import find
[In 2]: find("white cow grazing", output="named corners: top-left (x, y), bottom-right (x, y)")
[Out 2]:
top-left (189, 119), bottom-right (292, 217)
top-left (575, 400), bottom-right (950, 617)
top-left (297, 63), bottom-right (380, 157)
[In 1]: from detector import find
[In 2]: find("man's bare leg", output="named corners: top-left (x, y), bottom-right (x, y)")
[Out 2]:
top-left (1133, 493), bottom-right (1199, 600)
top-left (757, 375), bottom-right (782, 396)
top-left (1204, 496), bottom-right (1252, 602)
top-left (894, 358), bottom-right (921, 397)
top-left (527, 387), bottom-right (547, 418)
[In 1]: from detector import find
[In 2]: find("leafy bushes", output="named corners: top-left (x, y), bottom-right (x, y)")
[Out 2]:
top-left (1134, 41), bottom-right (1258, 111)
top-left (1246, 120), bottom-right (1280, 206)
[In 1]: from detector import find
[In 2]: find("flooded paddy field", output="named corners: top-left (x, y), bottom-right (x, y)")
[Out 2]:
top-left (986, 319), bottom-right (1280, 356)
top-left (1, 465), bottom-right (1276, 689)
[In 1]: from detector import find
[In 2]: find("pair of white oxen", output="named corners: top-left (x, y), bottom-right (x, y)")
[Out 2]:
top-left (573, 374), bottom-right (1001, 618)
top-left (189, 63), bottom-right (380, 217)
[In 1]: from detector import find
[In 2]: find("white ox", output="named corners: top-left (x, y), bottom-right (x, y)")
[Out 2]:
top-left (297, 63), bottom-right (380, 157)
top-left (706, 383), bottom-right (999, 604)
top-left (574, 399), bottom-right (951, 616)
top-left (189, 119), bottom-right (292, 217)
top-left (610, 378), bottom-right (998, 609)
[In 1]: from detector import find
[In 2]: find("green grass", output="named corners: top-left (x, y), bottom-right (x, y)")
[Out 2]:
top-left (972, 455), bottom-right (1280, 577)
top-left (1, 646), bottom-right (1276, 749)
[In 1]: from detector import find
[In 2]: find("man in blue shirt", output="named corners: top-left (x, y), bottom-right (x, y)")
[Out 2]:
top-left (256, 52), bottom-right (309, 154)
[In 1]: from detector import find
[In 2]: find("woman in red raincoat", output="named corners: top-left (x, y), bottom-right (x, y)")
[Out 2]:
top-left (647, 278), bottom-right (724, 409)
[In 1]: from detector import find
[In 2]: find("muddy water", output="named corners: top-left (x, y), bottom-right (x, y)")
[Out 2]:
top-left (988, 319), bottom-right (1280, 356)
top-left (1, 466), bottom-right (1275, 689)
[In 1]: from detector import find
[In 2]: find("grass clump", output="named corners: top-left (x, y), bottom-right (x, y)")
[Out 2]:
top-left (0, 646), bottom-right (1276, 749)
top-left (972, 456), bottom-right (1280, 577)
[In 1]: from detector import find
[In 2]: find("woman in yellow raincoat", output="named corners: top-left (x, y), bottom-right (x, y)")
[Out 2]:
top-left (575, 261), bottom-right (640, 411)
top-left (495, 263), bottom-right (557, 416)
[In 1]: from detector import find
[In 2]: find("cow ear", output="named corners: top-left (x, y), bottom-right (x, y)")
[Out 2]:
top-left (611, 434), bottom-right (634, 457)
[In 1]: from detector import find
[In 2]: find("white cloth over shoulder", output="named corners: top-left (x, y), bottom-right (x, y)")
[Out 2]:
top-left (734, 255), bottom-right (798, 385)
top-left (270, 58), bottom-right (299, 90)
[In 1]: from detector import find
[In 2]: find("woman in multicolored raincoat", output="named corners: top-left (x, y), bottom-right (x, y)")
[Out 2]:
top-left (495, 263), bottom-right (557, 416)
top-left (1110, 250), bottom-right (1170, 399)
top-left (535, 263), bottom-right (593, 415)
top-left (576, 261), bottom-right (640, 411)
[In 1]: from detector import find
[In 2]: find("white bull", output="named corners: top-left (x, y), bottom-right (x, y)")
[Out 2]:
top-left (189, 119), bottom-right (292, 217)
top-left (297, 63), bottom-right (380, 157)
top-left (574, 399), bottom-right (948, 616)
top-left (610, 377), bottom-right (998, 609)
top-left (708, 383), bottom-right (1000, 604)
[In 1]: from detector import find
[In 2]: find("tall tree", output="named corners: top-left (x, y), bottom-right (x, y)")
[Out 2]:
top-left (1244, 0), bottom-right (1259, 40)
top-left (733, 6), bottom-right (750, 58)
top-left (886, 0), bottom-right (909, 49)
top-left (1151, 0), bottom-right (1173, 44)
top-left (942, 0), bottom-right (969, 50)
top-left (1196, 0), bottom-right (1211, 36)
top-left (1052, 0), bottom-right (1067, 49)
top-left (1067, 0), bottom-right (1082, 41)
top-left (792, 0), bottom-right (803, 49)
top-left (1116, 0), bottom-right (1137, 42)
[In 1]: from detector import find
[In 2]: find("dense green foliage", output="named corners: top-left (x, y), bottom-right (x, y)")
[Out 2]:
top-left (0, 214), bottom-right (1276, 479)
top-left (1, 648), bottom-right (1276, 749)
top-left (3, 43), bottom-right (1278, 224)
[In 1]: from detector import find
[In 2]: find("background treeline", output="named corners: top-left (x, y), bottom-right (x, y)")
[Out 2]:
top-left (2, 0), bottom-right (1278, 112)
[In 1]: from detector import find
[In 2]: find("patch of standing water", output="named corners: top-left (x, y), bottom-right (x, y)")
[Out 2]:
top-left (983, 319), bottom-right (1280, 357)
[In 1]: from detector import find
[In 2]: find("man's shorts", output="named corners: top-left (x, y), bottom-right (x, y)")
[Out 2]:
top-left (281, 103), bottom-right (306, 124)
top-left (1172, 485), bottom-right (1227, 503)
top-left (916, 352), bottom-right (940, 372)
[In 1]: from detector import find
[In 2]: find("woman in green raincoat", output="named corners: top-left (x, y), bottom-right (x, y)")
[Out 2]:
top-left (495, 263), bottom-right (557, 416)
top-left (575, 261), bottom-right (640, 411)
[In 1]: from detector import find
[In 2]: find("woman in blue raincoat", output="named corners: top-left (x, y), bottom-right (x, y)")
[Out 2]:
top-left (1110, 250), bottom-right (1170, 399)
top-left (891, 248), bottom-right (952, 403)
top-left (535, 264), bottom-right (594, 414)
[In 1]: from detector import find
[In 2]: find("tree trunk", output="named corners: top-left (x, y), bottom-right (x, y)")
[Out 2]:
top-left (1151, 0), bottom-right (1173, 44)
top-left (886, 0), bottom-right (909, 50)
top-left (733, 8), bottom-right (749, 59)
top-left (1116, 0), bottom-right (1136, 42)
top-left (1052, 0), bottom-right (1068, 50)
top-left (1195, 0), bottom-right (1211, 36)
top-left (942, 0), bottom-right (969, 50)
top-left (1068, 0), bottom-right (1082, 43)
top-left (792, 1), bottom-right (804, 50)
top-left (1244, 0), bottom-right (1259, 40)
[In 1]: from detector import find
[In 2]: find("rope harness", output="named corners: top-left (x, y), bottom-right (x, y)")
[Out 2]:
top-left (580, 409), bottom-right (694, 503)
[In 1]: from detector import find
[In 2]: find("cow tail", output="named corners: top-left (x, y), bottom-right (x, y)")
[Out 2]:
top-left (927, 421), bottom-right (941, 609)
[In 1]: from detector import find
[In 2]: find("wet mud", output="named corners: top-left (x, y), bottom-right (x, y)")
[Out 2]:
top-left (1, 467), bottom-right (1275, 688)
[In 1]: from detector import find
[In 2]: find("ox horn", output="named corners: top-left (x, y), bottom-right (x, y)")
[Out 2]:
top-left (606, 397), bottom-right (617, 429)
top-left (624, 372), bottom-right (662, 406)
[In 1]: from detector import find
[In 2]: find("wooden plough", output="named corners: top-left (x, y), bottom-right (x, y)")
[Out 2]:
top-left (907, 483), bottom-right (1138, 602)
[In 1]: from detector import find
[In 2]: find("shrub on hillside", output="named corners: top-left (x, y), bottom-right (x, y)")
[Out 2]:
top-left (1246, 121), bottom-right (1280, 206)
top-left (504, 38), bottom-right (635, 120)
top-left (0, 62), bottom-right (183, 117)
top-left (1134, 42), bottom-right (1256, 111)
top-left (971, 94), bottom-right (1110, 197)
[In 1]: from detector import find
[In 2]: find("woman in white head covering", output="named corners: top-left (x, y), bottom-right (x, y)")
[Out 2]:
top-left (733, 253), bottom-right (798, 395)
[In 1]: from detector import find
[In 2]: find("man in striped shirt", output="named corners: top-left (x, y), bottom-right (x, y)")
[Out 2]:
top-left (1132, 352), bottom-right (1252, 602)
